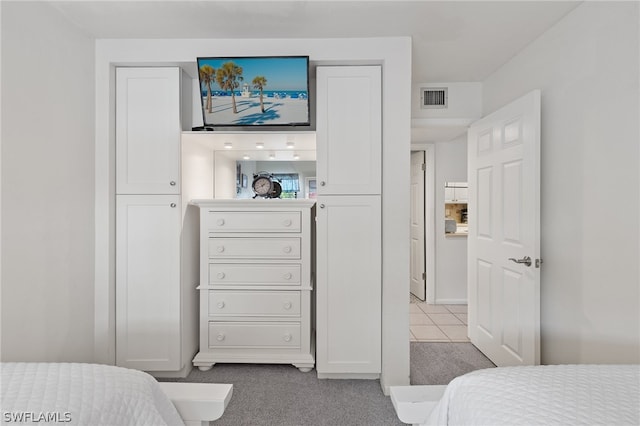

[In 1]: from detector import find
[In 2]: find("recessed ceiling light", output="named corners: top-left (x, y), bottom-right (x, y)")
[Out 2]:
top-left (243, 154), bottom-right (250, 160)
top-left (293, 153), bottom-right (300, 160)
top-left (256, 142), bottom-right (264, 149)
top-left (224, 142), bottom-right (232, 149)
top-left (286, 141), bottom-right (295, 149)
top-left (269, 152), bottom-right (276, 159)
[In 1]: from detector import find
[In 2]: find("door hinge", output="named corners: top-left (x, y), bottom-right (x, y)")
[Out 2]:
top-left (421, 163), bottom-right (426, 171)
top-left (422, 272), bottom-right (426, 280)
top-left (535, 258), bottom-right (543, 268)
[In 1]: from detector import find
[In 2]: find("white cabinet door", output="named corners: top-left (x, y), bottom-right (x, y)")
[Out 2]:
top-left (316, 196), bottom-right (381, 375)
top-left (116, 195), bottom-right (181, 370)
top-left (116, 68), bottom-right (181, 194)
top-left (454, 186), bottom-right (469, 202)
top-left (316, 66), bottom-right (381, 195)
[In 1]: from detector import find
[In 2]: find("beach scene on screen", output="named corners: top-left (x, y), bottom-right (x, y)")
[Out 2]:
top-left (198, 57), bottom-right (309, 126)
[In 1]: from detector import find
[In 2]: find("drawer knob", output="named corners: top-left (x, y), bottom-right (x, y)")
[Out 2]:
top-left (216, 333), bottom-right (225, 342)
top-left (217, 301), bottom-right (225, 309)
top-left (283, 333), bottom-right (292, 342)
top-left (170, 181), bottom-right (176, 186)
top-left (283, 246), bottom-right (292, 254)
top-left (320, 181), bottom-right (326, 186)
top-left (283, 219), bottom-right (292, 227)
top-left (283, 302), bottom-right (292, 310)
top-left (217, 272), bottom-right (226, 279)
top-left (217, 219), bottom-right (225, 226)
top-left (283, 272), bottom-right (292, 280)
top-left (217, 246), bottom-right (225, 253)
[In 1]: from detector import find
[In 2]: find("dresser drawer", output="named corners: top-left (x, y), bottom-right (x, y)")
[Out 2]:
top-left (207, 211), bottom-right (301, 233)
top-left (208, 322), bottom-right (300, 348)
top-left (208, 290), bottom-right (301, 316)
top-left (208, 238), bottom-right (301, 259)
top-left (209, 264), bottom-right (301, 286)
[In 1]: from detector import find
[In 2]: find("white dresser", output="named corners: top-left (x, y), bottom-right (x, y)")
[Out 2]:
top-left (191, 199), bottom-right (316, 372)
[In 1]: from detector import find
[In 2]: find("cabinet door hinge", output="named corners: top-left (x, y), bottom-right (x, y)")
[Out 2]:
top-left (422, 272), bottom-right (426, 280)
top-left (421, 163), bottom-right (426, 171)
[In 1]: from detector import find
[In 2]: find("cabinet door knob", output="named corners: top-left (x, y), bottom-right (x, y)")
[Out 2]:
top-left (282, 219), bottom-right (292, 227)
top-left (216, 333), bottom-right (225, 341)
top-left (170, 181), bottom-right (176, 186)
top-left (217, 219), bottom-right (225, 226)
top-left (217, 246), bottom-right (225, 253)
top-left (217, 301), bottom-right (225, 309)
top-left (216, 272), bottom-right (226, 279)
top-left (283, 301), bottom-right (292, 310)
top-left (320, 181), bottom-right (326, 186)
top-left (283, 272), bottom-right (292, 280)
top-left (283, 333), bottom-right (292, 342)
top-left (319, 204), bottom-right (325, 209)
top-left (170, 203), bottom-right (176, 208)
top-left (282, 246), bottom-right (292, 254)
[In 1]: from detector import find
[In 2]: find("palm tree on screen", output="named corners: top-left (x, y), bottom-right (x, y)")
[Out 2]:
top-left (252, 76), bottom-right (268, 113)
top-left (216, 62), bottom-right (244, 114)
top-left (199, 65), bottom-right (216, 113)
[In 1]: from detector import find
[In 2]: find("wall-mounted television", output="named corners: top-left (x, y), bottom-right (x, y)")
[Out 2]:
top-left (197, 56), bottom-right (310, 128)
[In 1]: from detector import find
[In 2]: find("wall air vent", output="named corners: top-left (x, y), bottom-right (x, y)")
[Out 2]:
top-left (420, 87), bottom-right (448, 109)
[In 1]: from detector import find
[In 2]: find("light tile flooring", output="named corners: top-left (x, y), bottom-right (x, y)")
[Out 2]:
top-left (410, 302), bottom-right (469, 342)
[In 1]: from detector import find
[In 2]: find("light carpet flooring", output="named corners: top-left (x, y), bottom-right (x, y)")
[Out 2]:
top-left (160, 343), bottom-right (493, 425)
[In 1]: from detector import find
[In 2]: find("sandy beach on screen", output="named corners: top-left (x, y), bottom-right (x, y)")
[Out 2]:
top-left (202, 95), bottom-right (308, 126)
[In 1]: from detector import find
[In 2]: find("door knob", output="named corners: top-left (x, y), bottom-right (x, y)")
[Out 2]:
top-left (320, 181), bottom-right (326, 186)
top-left (508, 256), bottom-right (532, 267)
top-left (170, 181), bottom-right (176, 186)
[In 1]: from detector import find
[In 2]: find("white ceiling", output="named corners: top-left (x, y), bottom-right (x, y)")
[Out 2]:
top-left (49, 0), bottom-right (581, 83)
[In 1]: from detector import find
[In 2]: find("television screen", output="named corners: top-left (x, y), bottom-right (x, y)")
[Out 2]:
top-left (197, 56), bottom-right (310, 127)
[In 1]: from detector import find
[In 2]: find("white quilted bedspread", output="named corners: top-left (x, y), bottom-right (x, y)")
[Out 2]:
top-left (426, 364), bottom-right (640, 426)
top-left (1, 363), bottom-right (184, 426)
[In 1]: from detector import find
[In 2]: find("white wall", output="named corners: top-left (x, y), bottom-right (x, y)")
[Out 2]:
top-left (1, 2), bottom-right (95, 361)
top-left (483, 2), bottom-right (640, 364)
top-left (434, 136), bottom-right (468, 303)
top-left (213, 151), bottom-right (237, 199)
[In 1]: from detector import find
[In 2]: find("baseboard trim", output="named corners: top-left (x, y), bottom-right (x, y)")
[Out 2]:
top-left (316, 372), bottom-right (380, 380)
top-left (148, 363), bottom-right (192, 379)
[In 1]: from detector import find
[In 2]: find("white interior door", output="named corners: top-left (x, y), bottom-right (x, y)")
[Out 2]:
top-left (467, 90), bottom-right (541, 366)
top-left (410, 151), bottom-right (426, 301)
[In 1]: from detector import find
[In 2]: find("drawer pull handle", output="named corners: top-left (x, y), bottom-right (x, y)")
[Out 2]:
top-left (216, 333), bottom-right (225, 342)
top-left (217, 272), bottom-right (226, 279)
top-left (283, 219), bottom-right (292, 227)
top-left (283, 302), bottom-right (292, 310)
top-left (217, 219), bottom-right (225, 226)
top-left (217, 246), bottom-right (225, 253)
top-left (217, 301), bottom-right (225, 309)
top-left (283, 246), bottom-right (292, 254)
top-left (283, 333), bottom-right (292, 342)
top-left (283, 272), bottom-right (292, 280)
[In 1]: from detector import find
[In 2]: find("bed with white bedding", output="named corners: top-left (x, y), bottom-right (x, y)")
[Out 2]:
top-left (425, 364), bottom-right (640, 426)
top-left (1, 363), bottom-right (185, 425)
